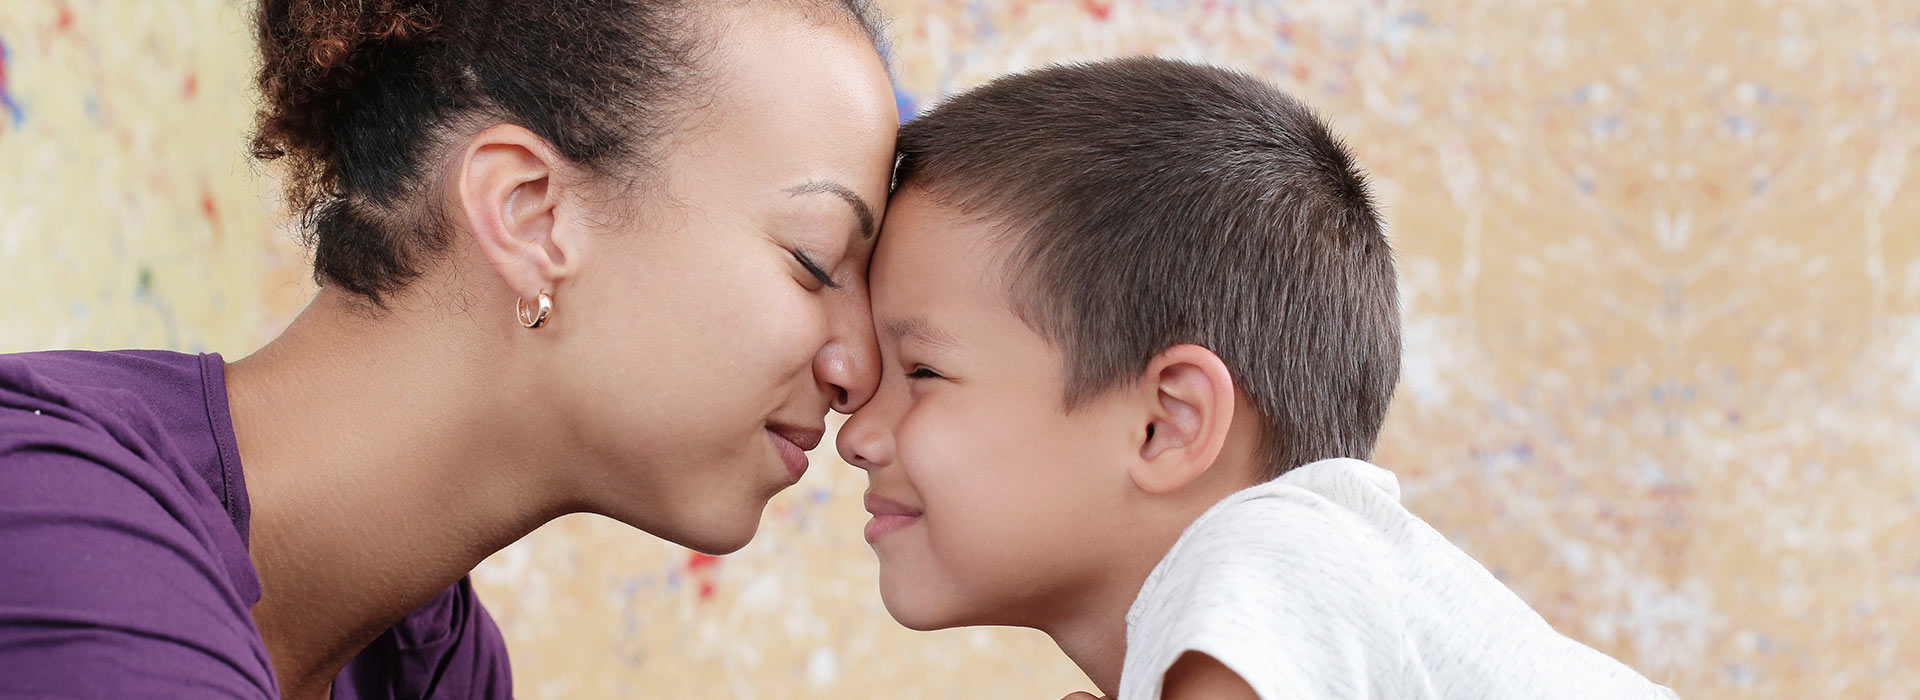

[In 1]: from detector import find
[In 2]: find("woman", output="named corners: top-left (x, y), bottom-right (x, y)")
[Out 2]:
top-left (0, 0), bottom-right (897, 697)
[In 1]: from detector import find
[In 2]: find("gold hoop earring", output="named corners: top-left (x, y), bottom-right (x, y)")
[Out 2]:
top-left (516, 291), bottom-right (552, 329)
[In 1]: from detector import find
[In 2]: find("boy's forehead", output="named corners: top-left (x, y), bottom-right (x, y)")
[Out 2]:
top-left (872, 189), bottom-right (1008, 299)
top-left (871, 188), bottom-right (1027, 340)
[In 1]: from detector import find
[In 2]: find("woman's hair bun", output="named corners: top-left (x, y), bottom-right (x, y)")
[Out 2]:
top-left (250, 0), bottom-right (441, 199)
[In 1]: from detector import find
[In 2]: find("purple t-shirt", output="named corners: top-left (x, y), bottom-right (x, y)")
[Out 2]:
top-left (0, 350), bottom-right (511, 699)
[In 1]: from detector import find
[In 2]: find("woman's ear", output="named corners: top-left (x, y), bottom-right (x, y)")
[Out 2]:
top-left (456, 124), bottom-right (578, 301)
top-left (1129, 344), bottom-right (1238, 495)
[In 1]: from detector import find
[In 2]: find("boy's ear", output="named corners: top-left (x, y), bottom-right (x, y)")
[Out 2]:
top-left (1129, 344), bottom-right (1237, 495)
top-left (457, 124), bottom-right (578, 302)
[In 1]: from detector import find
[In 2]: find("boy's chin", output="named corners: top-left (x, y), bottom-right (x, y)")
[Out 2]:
top-left (882, 601), bottom-right (962, 631)
top-left (878, 581), bottom-right (973, 631)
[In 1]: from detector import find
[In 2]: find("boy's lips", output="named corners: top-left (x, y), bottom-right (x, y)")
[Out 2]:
top-left (863, 492), bottom-right (923, 543)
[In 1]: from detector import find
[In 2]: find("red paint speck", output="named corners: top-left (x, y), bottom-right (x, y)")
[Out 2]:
top-left (200, 188), bottom-right (222, 240)
top-left (685, 551), bottom-right (723, 602)
top-left (55, 4), bottom-right (75, 33)
top-left (183, 73), bottom-right (197, 99)
top-left (1079, 0), bottom-right (1112, 21)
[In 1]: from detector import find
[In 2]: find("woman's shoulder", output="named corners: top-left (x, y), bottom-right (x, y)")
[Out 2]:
top-left (0, 349), bottom-right (276, 697)
top-left (0, 348), bottom-right (209, 400)
top-left (334, 577), bottom-right (515, 700)
top-left (0, 349), bottom-right (231, 507)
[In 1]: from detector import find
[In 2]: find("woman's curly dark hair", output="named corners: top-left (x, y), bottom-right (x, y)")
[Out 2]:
top-left (250, 0), bottom-right (886, 306)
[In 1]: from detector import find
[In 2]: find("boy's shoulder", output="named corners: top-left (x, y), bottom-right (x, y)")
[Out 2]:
top-left (1122, 458), bottom-right (1680, 700)
top-left (1119, 458), bottom-right (1429, 700)
top-left (1151, 457), bottom-right (1408, 581)
top-left (1181, 457), bottom-right (1408, 556)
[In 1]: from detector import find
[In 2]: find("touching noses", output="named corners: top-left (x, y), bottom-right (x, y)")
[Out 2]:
top-left (814, 286), bottom-right (881, 414)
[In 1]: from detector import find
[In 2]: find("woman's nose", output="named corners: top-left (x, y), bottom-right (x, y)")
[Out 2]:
top-left (816, 289), bottom-right (880, 414)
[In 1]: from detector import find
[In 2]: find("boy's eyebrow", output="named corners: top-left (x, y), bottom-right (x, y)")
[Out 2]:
top-left (882, 316), bottom-right (960, 351)
top-left (785, 180), bottom-right (877, 239)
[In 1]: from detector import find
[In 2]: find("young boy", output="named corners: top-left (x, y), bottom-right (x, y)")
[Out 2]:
top-left (836, 57), bottom-right (1677, 700)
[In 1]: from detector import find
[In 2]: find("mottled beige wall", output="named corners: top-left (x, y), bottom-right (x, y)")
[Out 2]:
top-left (3, 1), bottom-right (1916, 698)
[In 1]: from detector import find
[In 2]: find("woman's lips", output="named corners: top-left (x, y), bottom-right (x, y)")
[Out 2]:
top-left (863, 493), bottom-right (923, 542)
top-left (767, 426), bottom-right (820, 482)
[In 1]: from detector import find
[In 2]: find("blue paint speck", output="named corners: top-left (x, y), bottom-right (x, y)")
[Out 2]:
top-left (1724, 663), bottom-right (1756, 685)
top-left (1723, 115), bottom-right (1757, 139)
top-left (964, 0), bottom-right (998, 38)
top-left (894, 81), bottom-right (919, 122)
top-left (0, 35), bottom-right (24, 126)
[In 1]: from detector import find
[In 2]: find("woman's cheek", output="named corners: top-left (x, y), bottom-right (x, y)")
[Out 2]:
top-left (768, 293), bottom-right (833, 370)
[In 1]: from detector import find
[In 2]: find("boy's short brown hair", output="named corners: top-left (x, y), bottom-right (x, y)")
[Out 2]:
top-left (893, 57), bottom-right (1400, 478)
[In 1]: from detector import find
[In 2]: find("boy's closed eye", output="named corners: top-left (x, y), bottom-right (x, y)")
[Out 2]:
top-left (906, 366), bottom-right (944, 380)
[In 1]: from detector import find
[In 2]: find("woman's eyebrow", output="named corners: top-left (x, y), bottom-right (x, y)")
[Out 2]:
top-left (785, 180), bottom-right (877, 239)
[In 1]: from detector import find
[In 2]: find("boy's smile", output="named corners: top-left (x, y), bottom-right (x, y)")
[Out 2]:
top-left (861, 491), bottom-right (923, 542)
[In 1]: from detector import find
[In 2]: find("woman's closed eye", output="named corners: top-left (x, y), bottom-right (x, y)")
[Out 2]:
top-left (906, 365), bottom-right (944, 380)
top-left (790, 247), bottom-right (842, 290)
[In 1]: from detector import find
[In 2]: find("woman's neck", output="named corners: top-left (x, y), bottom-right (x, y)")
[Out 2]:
top-left (225, 288), bottom-right (566, 699)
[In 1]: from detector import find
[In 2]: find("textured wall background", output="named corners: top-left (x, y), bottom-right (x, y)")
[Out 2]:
top-left (3, 1), bottom-right (1916, 698)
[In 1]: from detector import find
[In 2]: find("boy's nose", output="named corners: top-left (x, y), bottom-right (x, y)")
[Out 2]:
top-left (835, 404), bottom-right (893, 472)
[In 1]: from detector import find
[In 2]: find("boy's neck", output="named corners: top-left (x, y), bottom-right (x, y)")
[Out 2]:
top-left (1043, 444), bottom-right (1268, 697)
top-left (1041, 570), bottom-right (1144, 697)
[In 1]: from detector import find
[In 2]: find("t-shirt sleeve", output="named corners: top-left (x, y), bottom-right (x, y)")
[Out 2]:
top-left (1120, 491), bottom-right (1427, 700)
top-left (0, 435), bottom-right (277, 699)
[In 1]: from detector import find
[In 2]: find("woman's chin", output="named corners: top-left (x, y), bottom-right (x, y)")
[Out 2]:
top-left (669, 505), bottom-right (767, 556)
top-left (594, 500), bottom-right (766, 555)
